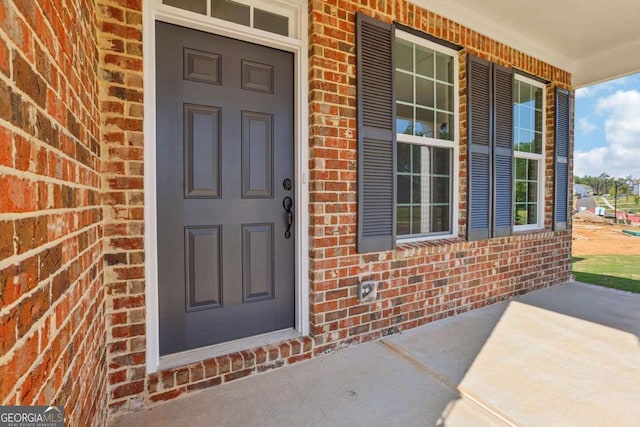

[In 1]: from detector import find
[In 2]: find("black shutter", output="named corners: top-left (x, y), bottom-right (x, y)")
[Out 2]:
top-left (467, 55), bottom-right (492, 241)
top-left (492, 65), bottom-right (514, 237)
top-left (356, 13), bottom-right (395, 253)
top-left (554, 88), bottom-right (571, 231)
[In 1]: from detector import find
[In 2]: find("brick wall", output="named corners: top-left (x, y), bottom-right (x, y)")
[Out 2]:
top-left (0, 0), bottom-right (106, 425)
top-left (1, 0), bottom-right (575, 423)
top-left (306, 0), bottom-right (572, 355)
top-left (106, 0), bottom-right (573, 420)
top-left (95, 0), bottom-right (146, 416)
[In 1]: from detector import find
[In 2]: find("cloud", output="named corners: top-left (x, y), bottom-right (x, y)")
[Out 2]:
top-left (575, 77), bottom-right (628, 99)
top-left (575, 87), bottom-right (593, 98)
top-left (574, 90), bottom-right (640, 178)
top-left (577, 116), bottom-right (597, 133)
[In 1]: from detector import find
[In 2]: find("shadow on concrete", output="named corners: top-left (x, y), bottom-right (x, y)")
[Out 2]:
top-left (388, 281), bottom-right (640, 426)
top-left (111, 282), bottom-right (640, 426)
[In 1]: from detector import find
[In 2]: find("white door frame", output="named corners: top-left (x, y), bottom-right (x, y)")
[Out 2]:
top-left (142, 0), bottom-right (309, 373)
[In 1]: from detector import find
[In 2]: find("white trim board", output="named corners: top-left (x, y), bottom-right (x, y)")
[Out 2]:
top-left (143, 0), bottom-right (309, 374)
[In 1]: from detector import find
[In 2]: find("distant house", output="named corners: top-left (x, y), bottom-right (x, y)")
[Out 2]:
top-left (574, 184), bottom-right (593, 198)
top-left (633, 181), bottom-right (640, 196)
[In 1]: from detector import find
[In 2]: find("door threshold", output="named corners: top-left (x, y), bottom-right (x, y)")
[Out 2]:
top-left (159, 329), bottom-right (301, 371)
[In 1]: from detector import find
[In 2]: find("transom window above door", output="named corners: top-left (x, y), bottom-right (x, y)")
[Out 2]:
top-left (162, 0), bottom-right (294, 37)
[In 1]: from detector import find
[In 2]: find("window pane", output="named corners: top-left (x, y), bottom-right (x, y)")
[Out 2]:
top-left (415, 108), bottom-right (434, 138)
top-left (515, 158), bottom-right (526, 180)
top-left (519, 82), bottom-right (532, 104)
top-left (412, 144), bottom-right (423, 173)
top-left (527, 203), bottom-right (538, 224)
top-left (432, 147), bottom-right (450, 175)
top-left (211, 0), bottom-right (250, 26)
top-left (535, 109), bottom-right (543, 135)
top-left (397, 143), bottom-right (411, 173)
top-left (254, 8), bottom-right (288, 36)
top-left (432, 205), bottom-right (450, 232)
top-left (397, 174), bottom-right (411, 204)
top-left (514, 79), bottom-right (543, 155)
top-left (514, 156), bottom-right (539, 226)
top-left (396, 144), bottom-right (452, 237)
top-left (396, 104), bottom-right (413, 135)
top-left (432, 177), bottom-right (449, 203)
top-left (528, 182), bottom-right (538, 202)
top-left (164, 0), bottom-right (206, 14)
top-left (396, 206), bottom-right (411, 235)
top-left (533, 86), bottom-right (543, 110)
top-left (516, 129), bottom-right (534, 152)
top-left (395, 39), bottom-right (413, 72)
top-left (415, 45), bottom-right (434, 77)
top-left (527, 159), bottom-right (538, 179)
top-left (415, 77), bottom-right (434, 108)
top-left (515, 180), bottom-right (527, 203)
top-left (435, 82), bottom-right (453, 111)
top-left (411, 206), bottom-right (423, 233)
top-left (518, 105), bottom-right (533, 130)
top-left (396, 71), bottom-right (413, 103)
top-left (412, 176), bottom-right (422, 204)
top-left (515, 203), bottom-right (527, 225)
top-left (436, 112), bottom-right (454, 141)
top-left (435, 52), bottom-right (453, 82)
top-left (534, 133), bottom-right (543, 154)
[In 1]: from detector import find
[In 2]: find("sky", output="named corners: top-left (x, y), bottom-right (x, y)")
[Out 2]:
top-left (573, 73), bottom-right (640, 179)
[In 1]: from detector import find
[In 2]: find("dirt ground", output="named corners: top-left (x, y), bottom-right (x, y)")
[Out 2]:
top-left (572, 221), bottom-right (640, 256)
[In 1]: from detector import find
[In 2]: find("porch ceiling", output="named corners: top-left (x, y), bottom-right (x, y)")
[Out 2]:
top-left (415, 0), bottom-right (640, 87)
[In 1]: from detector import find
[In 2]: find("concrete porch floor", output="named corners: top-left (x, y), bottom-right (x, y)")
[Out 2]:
top-left (110, 282), bottom-right (640, 427)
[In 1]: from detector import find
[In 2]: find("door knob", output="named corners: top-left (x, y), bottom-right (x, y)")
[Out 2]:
top-left (283, 197), bottom-right (293, 239)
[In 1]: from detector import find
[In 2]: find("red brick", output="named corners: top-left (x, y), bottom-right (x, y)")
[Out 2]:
top-left (0, 36), bottom-right (9, 77)
top-left (0, 174), bottom-right (38, 212)
top-left (104, 54), bottom-right (142, 71)
top-left (16, 286), bottom-right (50, 338)
top-left (0, 220), bottom-right (14, 261)
top-left (0, 257), bottom-right (39, 306)
top-left (110, 380), bottom-right (144, 400)
top-left (109, 370), bottom-right (127, 385)
top-left (12, 52), bottom-right (46, 108)
top-left (149, 388), bottom-right (184, 403)
top-left (203, 358), bottom-right (218, 378)
top-left (186, 377), bottom-right (221, 391)
top-left (224, 368), bottom-right (253, 382)
top-left (0, 307), bottom-right (17, 354)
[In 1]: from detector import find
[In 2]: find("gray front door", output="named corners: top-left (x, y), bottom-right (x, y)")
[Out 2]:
top-left (156, 22), bottom-right (295, 356)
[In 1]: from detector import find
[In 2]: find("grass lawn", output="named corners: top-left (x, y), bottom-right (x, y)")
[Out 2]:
top-left (572, 255), bottom-right (640, 293)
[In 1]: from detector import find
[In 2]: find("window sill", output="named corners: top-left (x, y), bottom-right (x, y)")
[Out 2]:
top-left (513, 226), bottom-right (548, 235)
top-left (395, 227), bottom-right (559, 252)
top-left (397, 236), bottom-right (466, 251)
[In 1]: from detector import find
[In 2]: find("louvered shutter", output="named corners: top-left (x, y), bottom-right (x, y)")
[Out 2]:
top-left (492, 65), bottom-right (514, 237)
top-left (467, 55), bottom-right (492, 241)
top-left (356, 13), bottom-right (395, 253)
top-left (554, 88), bottom-right (570, 230)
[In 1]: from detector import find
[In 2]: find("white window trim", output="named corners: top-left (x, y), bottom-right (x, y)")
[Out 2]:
top-left (143, 0), bottom-right (309, 374)
top-left (513, 73), bottom-right (545, 232)
top-left (394, 29), bottom-right (459, 243)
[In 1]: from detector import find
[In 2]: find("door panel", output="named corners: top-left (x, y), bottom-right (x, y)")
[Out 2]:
top-left (241, 112), bottom-right (273, 198)
top-left (156, 22), bottom-right (295, 356)
top-left (184, 104), bottom-right (221, 198)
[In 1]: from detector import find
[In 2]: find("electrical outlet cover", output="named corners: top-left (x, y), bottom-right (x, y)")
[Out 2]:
top-left (358, 281), bottom-right (378, 302)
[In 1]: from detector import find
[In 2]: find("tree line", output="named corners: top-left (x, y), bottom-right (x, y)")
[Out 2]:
top-left (574, 173), bottom-right (637, 196)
